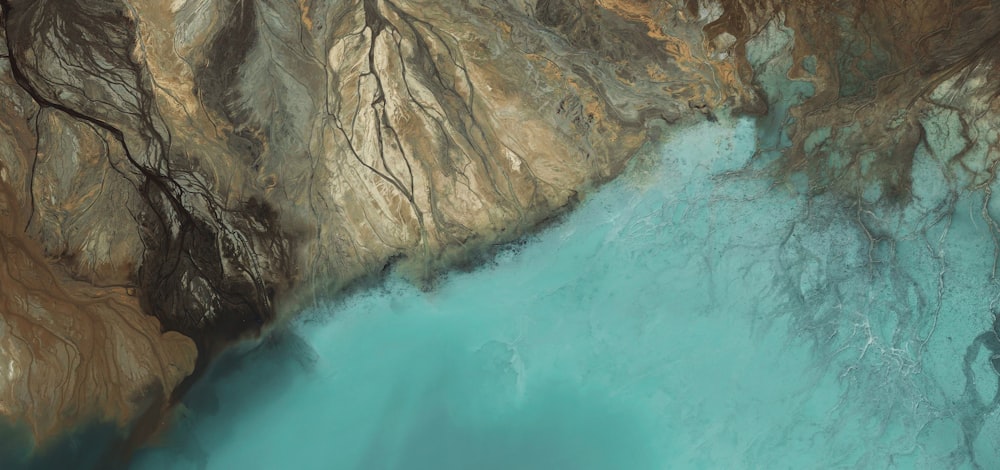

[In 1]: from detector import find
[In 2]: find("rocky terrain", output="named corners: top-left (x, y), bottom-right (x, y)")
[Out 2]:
top-left (0, 0), bottom-right (996, 462)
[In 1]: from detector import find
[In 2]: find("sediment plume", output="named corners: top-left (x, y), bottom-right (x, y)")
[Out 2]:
top-left (0, 0), bottom-right (996, 462)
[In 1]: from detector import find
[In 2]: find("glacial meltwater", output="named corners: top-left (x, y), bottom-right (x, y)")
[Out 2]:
top-left (131, 114), bottom-right (1000, 469)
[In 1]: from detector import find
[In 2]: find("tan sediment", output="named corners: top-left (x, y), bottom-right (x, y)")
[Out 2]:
top-left (0, 176), bottom-right (196, 444)
top-left (0, 0), bottom-right (758, 448)
top-left (0, 0), bottom-right (994, 455)
top-left (707, 0), bottom-right (1000, 197)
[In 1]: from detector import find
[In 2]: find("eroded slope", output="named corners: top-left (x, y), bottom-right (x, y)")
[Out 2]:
top-left (0, 0), bottom-right (997, 460)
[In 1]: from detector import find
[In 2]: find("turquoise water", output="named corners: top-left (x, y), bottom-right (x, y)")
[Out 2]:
top-left (133, 116), bottom-right (1000, 469)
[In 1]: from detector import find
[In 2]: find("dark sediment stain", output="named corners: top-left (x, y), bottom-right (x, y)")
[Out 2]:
top-left (709, 0), bottom-right (1000, 200)
top-left (1, 0), bottom-right (295, 350)
top-left (1, 0), bottom-right (295, 461)
top-left (0, 420), bottom-right (123, 470)
top-left (194, 0), bottom-right (259, 126)
top-left (0, 0), bottom-right (997, 466)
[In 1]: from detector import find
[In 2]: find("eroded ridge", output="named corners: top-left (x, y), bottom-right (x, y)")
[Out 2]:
top-left (152, 0), bottom-right (760, 293)
top-left (0, 0), bottom-right (758, 451)
top-left (1, 0), bottom-right (996, 460)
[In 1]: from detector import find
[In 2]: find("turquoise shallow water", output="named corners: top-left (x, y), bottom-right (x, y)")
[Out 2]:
top-left (132, 116), bottom-right (1000, 469)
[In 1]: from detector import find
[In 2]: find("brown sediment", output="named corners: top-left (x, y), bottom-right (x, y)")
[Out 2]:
top-left (0, 0), bottom-right (756, 451)
top-left (708, 0), bottom-right (1000, 198)
top-left (0, 174), bottom-right (196, 446)
top-left (1, 5), bottom-right (199, 448)
top-left (0, 0), bottom-right (997, 461)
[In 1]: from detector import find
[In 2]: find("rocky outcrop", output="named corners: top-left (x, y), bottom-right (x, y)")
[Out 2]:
top-left (0, 0), bottom-right (997, 461)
